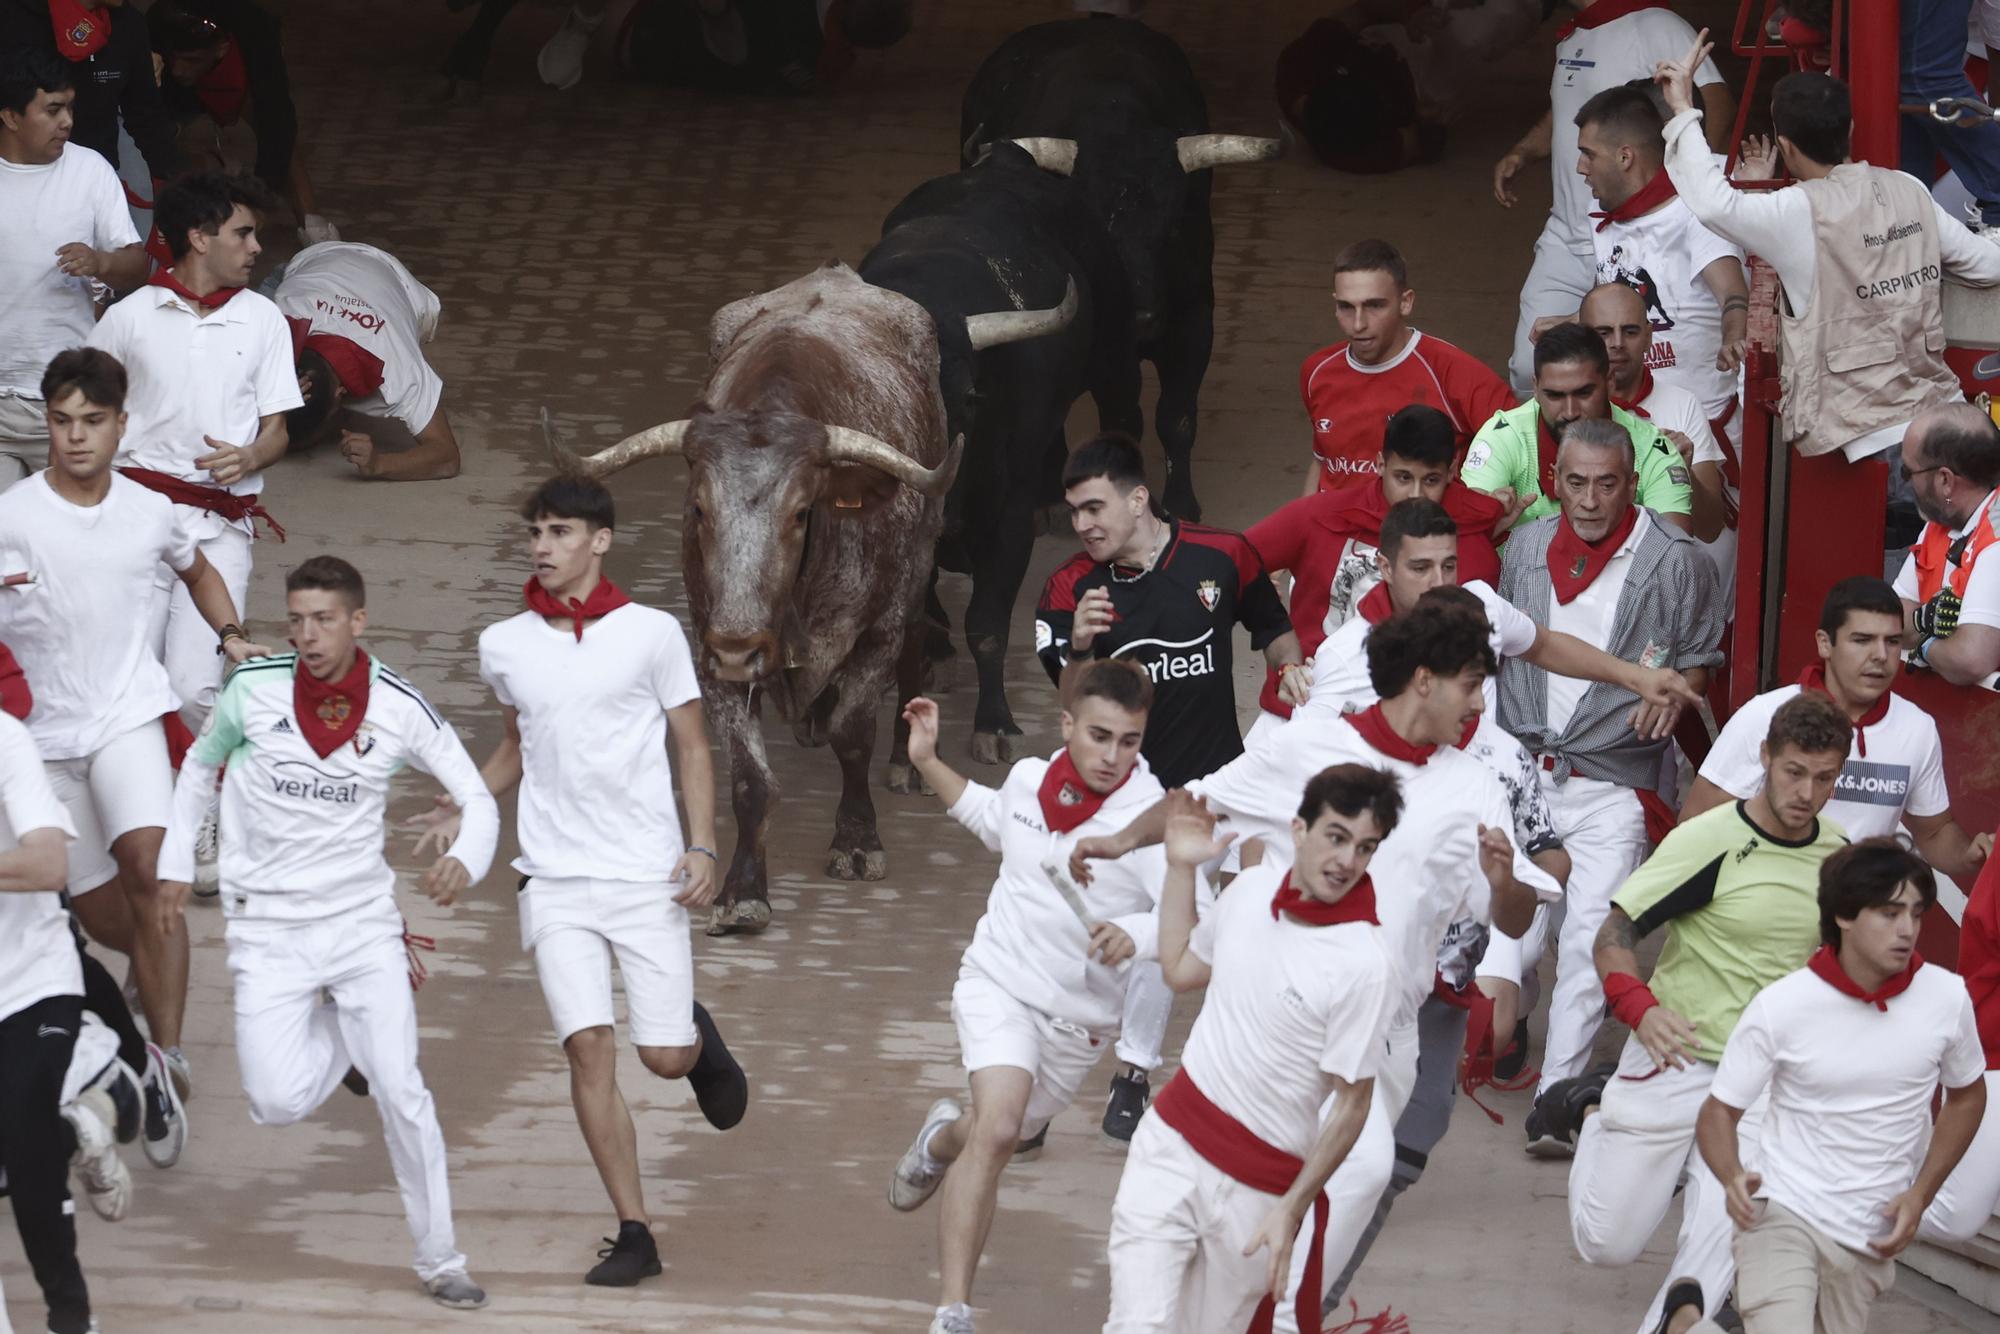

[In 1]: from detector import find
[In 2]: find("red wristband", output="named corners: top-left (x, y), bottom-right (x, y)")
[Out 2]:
top-left (1604, 972), bottom-right (1659, 1028)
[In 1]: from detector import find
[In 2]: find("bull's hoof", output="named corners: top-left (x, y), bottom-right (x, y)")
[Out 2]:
top-left (826, 847), bottom-right (888, 881)
top-left (793, 714), bottom-right (829, 748)
top-left (886, 761), bottom-right (933, 796)
top-left (969, 730), bottom-right (1020, 766)
top-left (705, 899), bottom-right (772, 937)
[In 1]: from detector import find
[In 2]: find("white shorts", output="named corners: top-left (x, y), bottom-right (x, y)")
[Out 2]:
top-left (519, 875), bottom-right (696, 1048)
top-left (951, 962), bottom-right (1107, 1136)
top-left (43, 720), bottom-right (173, 895)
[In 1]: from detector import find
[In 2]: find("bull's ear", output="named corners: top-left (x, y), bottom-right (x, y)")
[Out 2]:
top-left (823, 463), bottom-right (900, 514)
top-left (710, 295), bottom-right (769, 360)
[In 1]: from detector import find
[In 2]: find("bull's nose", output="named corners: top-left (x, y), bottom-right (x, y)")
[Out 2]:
top-left (705, 631), bottom-right (780, 682)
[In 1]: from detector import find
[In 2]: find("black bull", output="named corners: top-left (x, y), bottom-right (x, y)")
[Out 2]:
top-left (960, 14), bottom-right (1282, 521)
top-left (545, 263), bottom-right (962, 933)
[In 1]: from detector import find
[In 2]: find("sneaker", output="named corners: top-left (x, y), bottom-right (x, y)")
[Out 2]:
top-left (1522, 1104), bottom-right (1573, 1159)
top-left (342, 1067), bottom-right (371, 1098)
top-left (888, 1098), bottom-right (961, 1212)
top-left (585, 1220), bottom-right (661, 1286)
top-left (193, 806), bottom-right (220, 898)
top-left (930, 1304), bottom-right (975, 1334)
top-left (1101, 1068), bottom-right (1148, 1144)
top-left (536, 5), bottom-right (604, 91)
top-left (1652, 1278), bottom-right (1704, 1334)
top-left (687, 1002), bottom-right (748, 1130)
top-left (164, 1047), bottom-right (192, 1102)
top-left (62, 1089), bottom-right (131, 1222)
top-left (141, 1043), bottom-right (188, 1168)
top-left (1493, 1018), bottom-right (1531, 1082)
top-left (1013, 1122), bottom-right (1048, 1161)
top-left (425, 1270), bottom-right (488, 1310)
top-left (1525, 1066), bottom-right (1612, 1159)
top-left (48, 1320), bottom-right (101, 1334)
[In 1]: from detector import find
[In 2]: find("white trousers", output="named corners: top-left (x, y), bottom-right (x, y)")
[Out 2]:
top-left (150, 517), bottom-right (252, 732)
top-left (1509, 225), bottom-right (1598, 394)
top-left (1271, 1021), bottom-right (1420, 1334)
top-left (1921, 1068), bottom-right (2000, 1242)
top-left (1528, 774), bottom-right (1649, 1095)
top-left (0, 393), bottom-right (44, 486)
top-left (1569, 1036), bottom-right (1764, 1334)
top-left (225, 900), bottom-right (467, 1282)
top-left (1116, 961), bottom-right (1172, 1071)
top-left (1103, 1113), bottom-right (1283, 1334)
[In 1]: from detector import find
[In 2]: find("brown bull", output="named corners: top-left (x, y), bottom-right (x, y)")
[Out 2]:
top-left (546, 262), bottom-right (961, 933)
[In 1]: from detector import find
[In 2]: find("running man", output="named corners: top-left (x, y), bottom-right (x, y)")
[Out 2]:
top-left (1100, 777), bottom-right (1398, 1334)
top-left (1551, 693), bottom-right (1853, 1334)
top-left (427, 474), bottom-right (748, 1287)
top-left (1687, 840), bottom-right (1985, 1333)
top-left (157, 555), bottom-right (496, 1309)
top-left (0, 347), bottom-right (267, 1169)
top-left (889, 660), bottom-right (1186, 1334)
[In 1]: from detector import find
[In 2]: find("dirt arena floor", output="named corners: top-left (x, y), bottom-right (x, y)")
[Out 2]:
top-left (3, 2), bottom-right (1995, 1331)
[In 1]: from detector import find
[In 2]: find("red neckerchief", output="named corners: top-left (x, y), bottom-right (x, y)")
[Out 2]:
top-left (1797, 663), bottom-right (1890, 758)
top-left (1356, 581), bottom-right (1395, 626)
top-left (1556, 0), bottom-right (1671, 40)
top-left (1591, 170), bottom-right (1678, 230)
top-left (1808, 944), bottom-right (1924, 1011)
top-left (1537, 412), bottom-right (1562, 500)
top-left (1270, 871), bottom-right (1379, 926)
top-left (1348, 703), bottom-right (1436, 765)
top-left (523, 576), bottom-right (632, 641)
top-left (285, 318), bottom-right (386, 399)
top-left (149, 268), bottom-right (240, 311)
top-left (1611, 367), bottom-right (1656, 418)
top-left (294, 648), bottom-right (370, 760)
top-left (195, 39), bottom-right (250, 126)
top-left (1547, 506), bottom-right (1640, 605)
top-left (49, 0), bottom-right (109, 58)
top-left (1037, 749), bottom-right (1130, 834)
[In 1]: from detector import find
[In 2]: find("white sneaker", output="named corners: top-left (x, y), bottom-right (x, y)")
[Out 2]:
top-left (536, 6), bottom-right (603, 91)
top-left (193, 805), bottom-right (220, 898)
top-left (63, 1088), bottom-right (131, 1222)
top-left (141, 1043), bottom-right (188, 1168)
top-left (930, 1303), bottom-right (975, 1334)
top-left (425, 1270), bottom-right (488, 1309)
top-left (888, 1098), bottom-right (960, 1212)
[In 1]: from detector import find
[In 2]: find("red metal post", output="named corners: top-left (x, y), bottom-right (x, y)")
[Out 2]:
top-left (1848, 0), bottom-right (1900, 167)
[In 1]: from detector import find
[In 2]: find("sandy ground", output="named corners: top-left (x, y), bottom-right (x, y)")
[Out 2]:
top-left (3, 1), bottom-right (1992, 1331)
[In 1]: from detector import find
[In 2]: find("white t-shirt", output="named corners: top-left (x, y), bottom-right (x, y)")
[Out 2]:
top-left (274, 242), bottom-right (445, 433)
top-left (1544, 508), bottom-right (1650, 733)
top-left (0, 715), bottom-right (80, 1023)
top-left (1697, 683), bottom-right (1948, 840)
top-left (1631, 375), bottom-right (1736, 586)
top-left (1894, 490), bottom-right (2000, 632)
top-left (0, 144), bottom-right (141, 398)
top-left (1180, 862), bottom-right (1397, 1157)
top-left (479, 603), bottom-right (702, 882)
top-left (0, 473), bottom-right (196, 760)
top-left (1190, 710), bottom-right (1562, 1028)
top-left (948, 751), bottom-right (1184, 1035)
top-left (1303, 579), bottom-right (1537, 718)
top-left (86, 286), bottom-right (303, 496)
top-left (1593, 197), bottom-right (1744, 418)
top-left (1711, 963), bottom-right (1985, 1253)
top-left (1549, 10), bottom-right (1721, 250)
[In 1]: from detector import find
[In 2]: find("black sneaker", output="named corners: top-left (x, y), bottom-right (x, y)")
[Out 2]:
top-left (1013, 1123), bottom-right (1048, 1160)
top-left (687, 1002), bottom-right (748, 1130)
top-left (1523, 1104), bottom-right (1572, 1159)
top-left (1493, 1018), bottom-right (1531, 1082)
top-left (586, 1221), bottom-right (662, 1287)
top-left (342, 1067), bottom-right (370, 1098)
top-left (1652, 1278), bottom-right (1704, 1334)
top-left (1527, 1065), bottom-right (1614, 1158)
top-left (1101, 1069), bottom-right (1149, 1145)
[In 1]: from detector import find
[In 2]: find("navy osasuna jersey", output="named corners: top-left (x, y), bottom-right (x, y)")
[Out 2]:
top-left (1035, 518), bottom-right (1291, 787)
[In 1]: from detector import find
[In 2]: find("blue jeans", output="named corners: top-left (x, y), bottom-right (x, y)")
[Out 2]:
top-left (1902, 0), bottom-right (2000, 225)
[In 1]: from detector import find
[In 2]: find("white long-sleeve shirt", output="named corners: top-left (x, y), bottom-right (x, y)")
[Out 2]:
top-left (1663, 107), bottom-right (2000, 458)
top-left (1189, 710), bottom-right (1561, 1029)
top-left (948, 751), bottom-right (1192, 1036)
top-left (159, 652), bottom-right (498, 922)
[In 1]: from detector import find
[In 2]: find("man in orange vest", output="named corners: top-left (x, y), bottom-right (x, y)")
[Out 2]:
top-left (1895, 404), bottom-right (2000, 685)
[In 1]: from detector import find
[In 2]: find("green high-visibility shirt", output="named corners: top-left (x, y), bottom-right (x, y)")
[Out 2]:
top-left (1460, 400), bottom-right (1693, 527)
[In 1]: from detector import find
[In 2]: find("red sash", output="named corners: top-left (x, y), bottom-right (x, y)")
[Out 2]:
top-left (1151, 1072), bottom-right (1329, 1334)
top-left (118, 468), bottom-right (286, 541)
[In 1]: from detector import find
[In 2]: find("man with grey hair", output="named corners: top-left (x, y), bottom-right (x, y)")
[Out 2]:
top-left (1481, 415), bottom-right (1725, 1157)
top-left (1895, 402), bottom-right (2000, 685)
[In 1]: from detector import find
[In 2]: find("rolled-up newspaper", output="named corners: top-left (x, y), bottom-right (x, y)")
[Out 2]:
top-left (1040, 857), bottom-right (1095, 925)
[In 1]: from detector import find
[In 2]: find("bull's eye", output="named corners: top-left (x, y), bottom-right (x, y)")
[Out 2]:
top-left (794, 507), bottom-right (811, 526)
top-left (690, 502), bottom-right (705, 523)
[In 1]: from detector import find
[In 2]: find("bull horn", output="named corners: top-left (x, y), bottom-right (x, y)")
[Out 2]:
top-left (1175, 133), bottom-right (1283, 172)
top-left (964, 276), bottom-right (1079, 351)
top-left (541, 407), bottom-right (690, 478)
top-left (824, 428), bottom-right (965, 498)
top-left (1009, 137), bottom-right (1078, 175)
